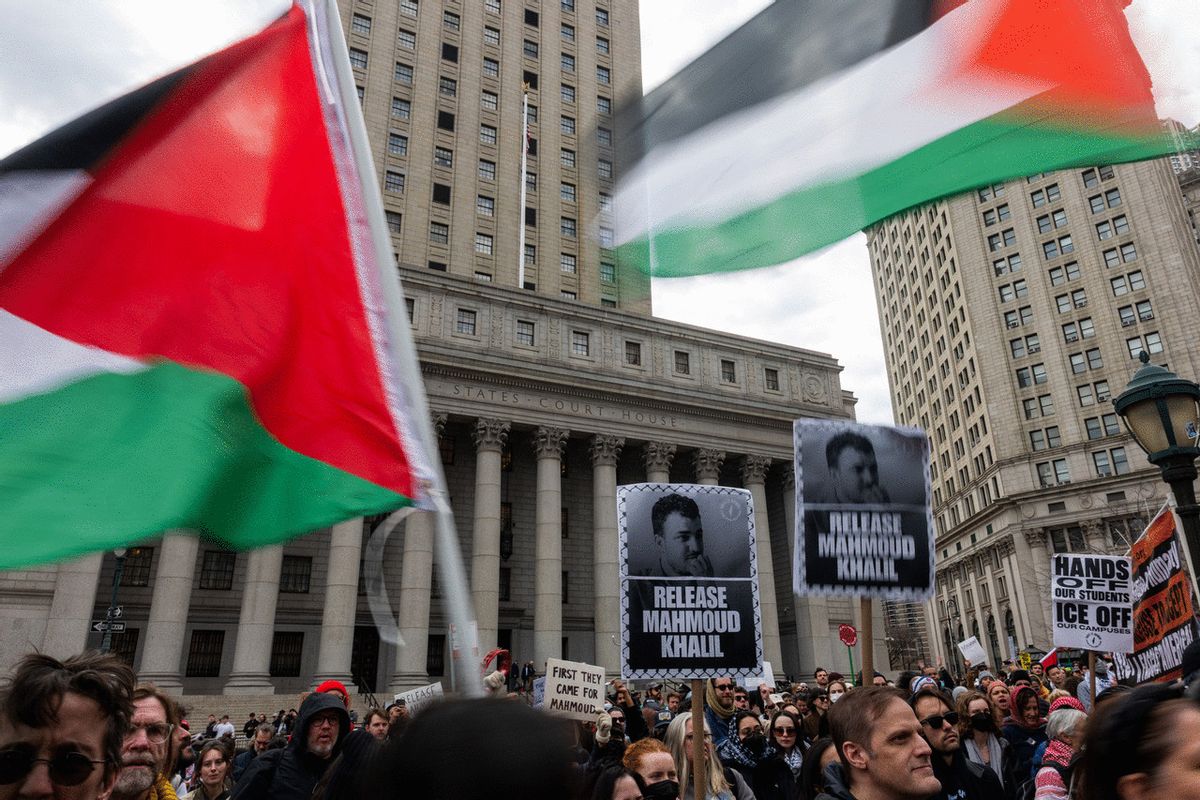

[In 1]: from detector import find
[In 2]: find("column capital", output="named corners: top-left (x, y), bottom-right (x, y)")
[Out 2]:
top-left (781, 464), bottom-right (795, 492)
top-left (472, 418), bottom-right (511, 452)
top-left (740, 454), bottom-right (772, 485)
top-left (693, 449), bottom-right (726, 482)
top-left (431, 412), bottom-right (448, 438)
top-left (533, 426), bottom-right (570, 459)
top-left (1023, 527), bottom-right (1047, 548)
top-left (642, 442), bottom-right (676, 475)
top-left (589, 435), bottom-right (625, 467)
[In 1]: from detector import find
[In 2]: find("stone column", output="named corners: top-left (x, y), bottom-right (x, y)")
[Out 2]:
top-left (742, 455), bottom-right (783, 669)
top-left (471, 418), bottom-right (510, 649)
top-left (225, 544), bottom-right (284, 693)
top-left (981, 550), bottom-right (1004, 663)
top-left (41, 553), bottom-right (104, 659)
top-left (137, 532), bottom-right (199, 691)
top-left (533, 426), bottom-right (569, 667)
top-left (591, 435), bottom-right (624, 674)
top-left (643, 441), bottom-right (676, 483)
top-left (785, 466), bottom-right (833, 672)
top-left (389, 511), bottom-right (434, 691)
top-left (693, 449), bottom-right (725, 486)
top-left (313, 518), bottom-right (363, 688)
top-left (1016, 528), bottom-right (1051, 646)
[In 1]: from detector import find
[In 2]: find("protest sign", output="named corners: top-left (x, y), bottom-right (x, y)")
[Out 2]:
top-left (1051, 554), bottom-right (1133, 653)
top-left (744, 660), bottom-right (777, 693)
top-left (393, 681), bottom-right (443, 716)
top-left (793, 420), bottom-right (933, 600)
top-left (957, 636), bottom-right (988, 667)
top-left (1113, 505), bottom-right (1200, 683)
top-left (618, 483), bottom-right (763, 680)
top-left (532, 676), bottom-right (546, 708)
top-left (542, 658), bottom-right (606, 720)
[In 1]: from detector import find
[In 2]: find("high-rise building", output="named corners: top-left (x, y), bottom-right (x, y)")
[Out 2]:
top-left (867, 157), bottom-right (1200, 669)
top-left (0, 0), bottom-right (887, 706)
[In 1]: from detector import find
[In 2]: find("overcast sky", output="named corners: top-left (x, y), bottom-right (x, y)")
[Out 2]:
top-left (2, 1), bottom-right (1196, 424)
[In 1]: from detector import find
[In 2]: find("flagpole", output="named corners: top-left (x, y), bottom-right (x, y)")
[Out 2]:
top-left (517, 87), bottom-right (530, 290)
top-left (312, 0), bottom-right (483, 697)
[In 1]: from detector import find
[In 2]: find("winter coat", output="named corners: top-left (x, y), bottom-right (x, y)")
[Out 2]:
top-left (231, 693), bottom-right (350, 800)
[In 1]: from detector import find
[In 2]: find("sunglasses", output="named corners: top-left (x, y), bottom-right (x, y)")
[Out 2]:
top-left (0, 749), bottom-right (107, 787)
top-left (713, 683), bottom-right (734, 691)
top-left (919, 712), bottom-right (959, 729)
top-left (773, 727), bottom-right (797, 736)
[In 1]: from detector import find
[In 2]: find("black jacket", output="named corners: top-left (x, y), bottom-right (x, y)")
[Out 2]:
top-left (749, 752), bottom-right (802, 800)
top-left (231, 693), bottom-right (350, 800)
top-left (931, 749), bottom-right (1006, 800)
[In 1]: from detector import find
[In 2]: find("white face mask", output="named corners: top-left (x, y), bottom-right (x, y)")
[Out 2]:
top-left (829, 691), bottom-right (844, 702)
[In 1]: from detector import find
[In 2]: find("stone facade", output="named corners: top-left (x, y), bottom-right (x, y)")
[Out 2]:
top-left (867, 157), bottom-right (1200, 668)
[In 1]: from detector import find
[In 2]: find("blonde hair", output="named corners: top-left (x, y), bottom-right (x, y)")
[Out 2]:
top-left (665, 714), bottom-right (732, 798)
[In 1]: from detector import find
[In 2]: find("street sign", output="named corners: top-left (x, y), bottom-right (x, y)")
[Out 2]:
top-left (839, 624), bottom-right (858, 647)
top-left (111, 606), bottom-right (124, 619)
top-left (93, 620), bottom-right (126, 633)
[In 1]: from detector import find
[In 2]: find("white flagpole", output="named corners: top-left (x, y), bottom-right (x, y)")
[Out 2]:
top-left (310, 0), bottom-right (482, 697)
top-left (518, 88), bottom-right (530, 290)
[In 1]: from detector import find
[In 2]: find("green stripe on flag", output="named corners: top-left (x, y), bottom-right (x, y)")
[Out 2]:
top-left (0, 361), bottom-right (410, 569)
top-left (621, 116), bottom-right (1173, 278)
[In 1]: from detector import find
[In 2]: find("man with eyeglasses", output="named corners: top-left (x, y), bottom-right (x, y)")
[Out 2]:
top-left (231, 690), bottom-right (349, 800)
top-left (0, 651), bottom-right (134, 800)
top-left (112, 684), bottom-right (180, 800)
top-left (911, 686), bottom-right (1003, 800)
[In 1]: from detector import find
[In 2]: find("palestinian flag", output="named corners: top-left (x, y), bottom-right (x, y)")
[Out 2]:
top-left (0, 1), bottom-right (436, 568)
top-left (1039, 648), bottom-right (1058, 670)
top-left (614, 0), bottom-right (1175, 278)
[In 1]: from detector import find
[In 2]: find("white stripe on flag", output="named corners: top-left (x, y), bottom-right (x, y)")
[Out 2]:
top-left (0, 170), bottom-right (91, 267)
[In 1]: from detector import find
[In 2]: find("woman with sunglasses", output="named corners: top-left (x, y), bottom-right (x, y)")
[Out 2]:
top-left (182, 740), bottom-right (233, 800)
top-left (751, 709), bottom-right (805, 800)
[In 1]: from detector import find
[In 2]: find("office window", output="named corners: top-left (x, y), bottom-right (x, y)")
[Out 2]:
top-left (523, 39), bottom-right (539, 58)
top-left (442, 43), bottom-right (461, 63)
top-left (398, 28), bottom-right (416, 49)
top-left (481, 91), bottom-right (499, 111)
top-left (478, 159), bottom-right (496, 181)
top-left (674, 351), bottom-right (691, 375)
top-left (560, 148), bottom-right (576, 168)
top-left (625, 341), bottom-right (642, 366)
top-left (479, 124), bottom-right (497, 145)
top-left (280, 555), bottom-right (312, 593)
top-left (597, 126), bottom-right (612, 147)
top-left (978, 183), bottom-right (1006, 201)
top-left (474, 233), bottom-right (494, 255)
top-left (400, 0), bottom-right (419, 15)
top-left (516, 319), bottom-right (535, 346)
top-left (597, 36), bottom-right (610, 54)
top-left (560, 253), bottom-right (577, 273)
top-left (1093, 450), bottom-right (1112, 477)
top-left (432, 183), bottom-right (451, 204)
top-left (560, 182), bottom-right (576, 202)
top-left (483, 57), bottom-right (499, 78)
top-left (561, 84), bottom-right (576, 103)
top-left (561, 53), bottom-right (576, 72)
top-left (526, 173), bottom-right (537, 191)
top-left (599, 226), bottom-right (614, 248)
top-left (721, 359), bottom-right (737, 383)
top-left (349, 48), bottom-right (368, 69)
top-left (1128, 270), bottom-right (1146, 291)
top-left (525, 8), bottom-right (539, 26)
top-left (764, 368), bottom-right (780, 391)
top-left (456, 309), bottom-right (477, 335)
top-left (199, 551), bottom-right (236, 590)
top-left (524, 244), bottom-right (536, 265)
top-left (600, 261), bottom-right (616, 283)
top-left (1112, 447), bottom-right (1130, 475)
top-left (434, 147), bottom-right (453, 167)
top-left (438, 76), bottom-right (457, 97)
top-left (437, 110), bottom-right (455, 131)
top-left (387, 133), bottom-right (408, 156)
top-left (596, 7), bottom-right (609, 25)
top-left (391, 97), bottom-right (411, 119)
top-left (426, 634), bottom-right (446, 676)
top-left (561, 291), bottom-right (576, 300)
top-left (1029, 430), bottom-right (1047, 451)
top-left (476, 195), bottom-right (494, 217)
top-left (598, 160), bottom-right (613, 180)
top-left (269, 631), bottom-right (304, 677)
top-left (562, 22), bottom-right (575, 41)
top-left (562, 0), bottom-right (575, 9)
top-left (572, 331), bottom-right (590, 356)
top-left (351, 14), bottom-right (372, 35)
top-left (443, 10), bottom-right (460, 30)
top-left (394, 62), bottom-right (414, 84)
top-left (484, 25), bottom-right (501, 45)
top-left (560, 115), bottom-right (576, 134)
top-left (597, 65), bottom-right (611, 85)
top-left (429, 222), bottom-right (450, 244)
top-left (385, 211), bottom-right (402, 234)
top-left (560, 217), bottom-right (577, 237)
top-left (186, 631), bottom-right (225, 677)
top-left (1032, 363), bottom-right (1047, 384)
top-left (597, 96), bottom-right (612, 115)
top-left (599, 192), bottom-right (613, 213)
top-left (119, 547), bottom-right (154, 587)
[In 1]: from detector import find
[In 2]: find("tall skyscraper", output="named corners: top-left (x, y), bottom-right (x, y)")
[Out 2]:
top-left (868, 157), bottom-right (1200, 668)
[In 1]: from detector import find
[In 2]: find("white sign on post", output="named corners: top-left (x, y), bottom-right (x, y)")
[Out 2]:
top-left (543, 657), bottom-right (606, 720)
top-left (532, 676), bottom-right (546, 708)
top-left (1052, 554), bottom-right (1134, 653)
top-left (957, 636), bottom-right (988, 667)
top-left (393, 681), bottom-right (444, 716)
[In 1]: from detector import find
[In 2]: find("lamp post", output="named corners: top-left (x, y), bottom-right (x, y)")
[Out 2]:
top-left (1112, 351), bottom-right (1200, 567)
top-left (100, 548), bottom-right (128, 654)
top-left (944, 597), bottom-right (960, 673)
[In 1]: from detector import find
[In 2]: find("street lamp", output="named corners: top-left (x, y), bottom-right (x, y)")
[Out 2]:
top-left (1113, 351), bottom-right (1200, 567)
top-left (100, 548), bottom-right (128, 654)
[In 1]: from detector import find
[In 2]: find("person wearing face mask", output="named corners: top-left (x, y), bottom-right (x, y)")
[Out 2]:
top-left (754, 709), bottom-right (805, 800)
top-left (623, 737), bottom-right (680, 800)
top-left (911, 687), bottom-right (1004, 800)
top-left (955, 691), bottom-right (1019, 796)
top-left (1075, 654), bottom-right (1114, 713)
top-left (827, 682), bottom-right (847, 704)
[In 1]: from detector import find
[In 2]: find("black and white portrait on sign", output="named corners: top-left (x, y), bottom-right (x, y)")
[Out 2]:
top-left (793, 420), bottom-right (934, 601)
top-left (619, 483), bottom-right (763, 681)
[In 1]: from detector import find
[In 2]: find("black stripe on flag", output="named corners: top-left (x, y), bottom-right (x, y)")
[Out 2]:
top-left (0, 66), bottom-right (193, 175)
top-left (616, 0), bottom-right (934, 168)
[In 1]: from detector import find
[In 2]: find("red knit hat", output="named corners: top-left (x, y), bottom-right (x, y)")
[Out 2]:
top-left (316, 679), bottom-right (351, 708)
top-left (1049, 696), bottom-right (1085, 714)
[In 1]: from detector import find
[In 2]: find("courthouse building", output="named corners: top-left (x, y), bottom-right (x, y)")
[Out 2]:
top-left (868, 157), bottom-right (1200, 669)
top-left (0, 0), bottom-right (888, 697)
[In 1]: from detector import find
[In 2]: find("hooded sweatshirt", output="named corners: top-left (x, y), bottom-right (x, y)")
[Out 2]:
top-left (231, 692), bottom-right (350, 800)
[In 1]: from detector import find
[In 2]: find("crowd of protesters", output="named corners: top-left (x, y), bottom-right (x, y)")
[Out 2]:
top-left (5, 647), bottom-right (1200, 800)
